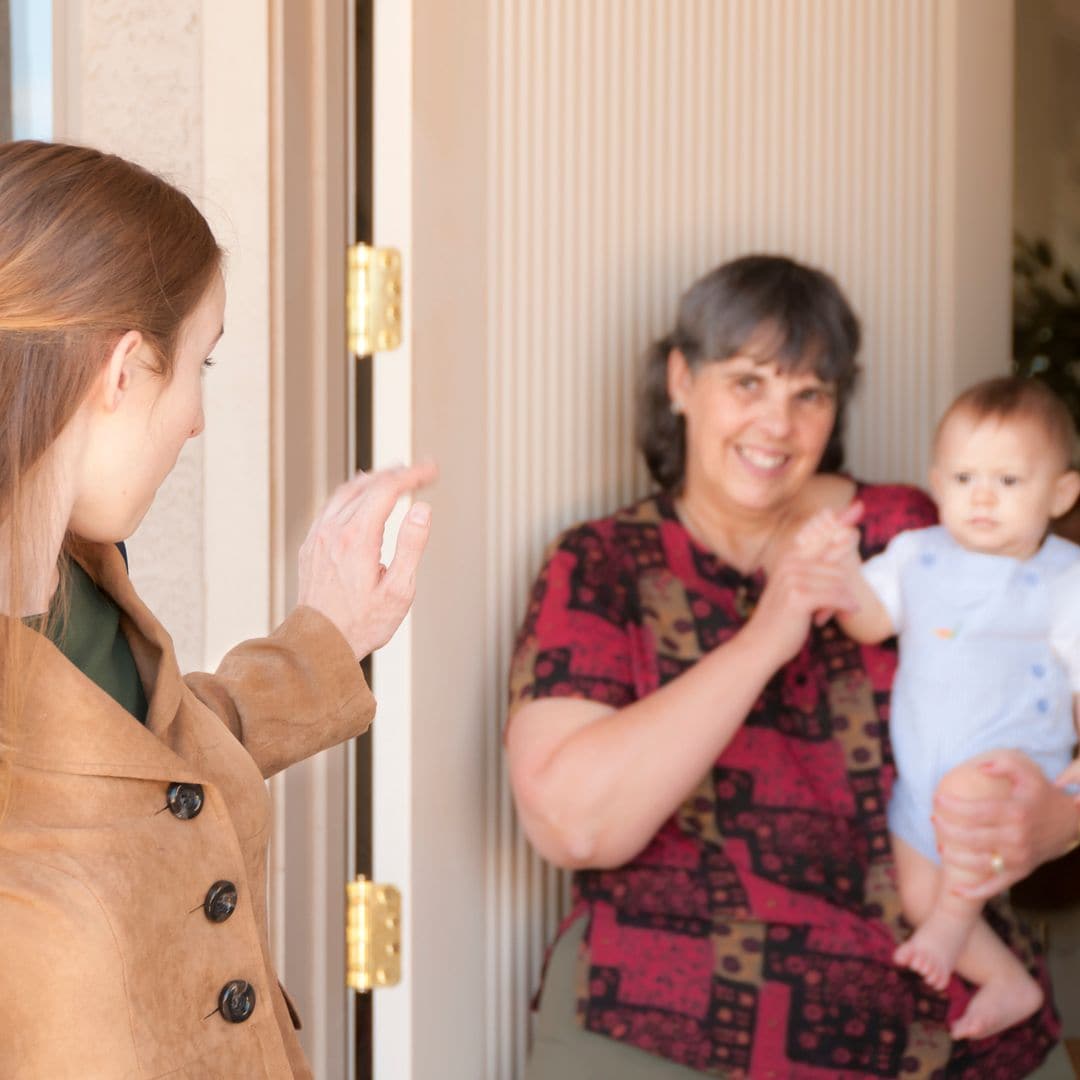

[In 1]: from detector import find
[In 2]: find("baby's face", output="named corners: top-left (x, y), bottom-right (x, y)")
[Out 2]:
top-left (930, 410), bottom-right (1076, 560)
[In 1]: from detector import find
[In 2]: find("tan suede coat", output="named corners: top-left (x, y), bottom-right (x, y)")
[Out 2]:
top-left (0, 543), bottom-right (375, 1078)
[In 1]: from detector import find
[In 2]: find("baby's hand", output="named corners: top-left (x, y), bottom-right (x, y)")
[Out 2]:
top-left (795, 501), bottom-right (864, 627)
top-left (795, 502), bottom-right (862, 564)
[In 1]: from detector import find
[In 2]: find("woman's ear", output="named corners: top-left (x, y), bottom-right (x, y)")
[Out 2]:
top-left (1052, 469), bottom-right (1080, 519)
top-left (96, 330), bottom-right (146, 413)
top-left (666, 349), bottom-right (692, 413)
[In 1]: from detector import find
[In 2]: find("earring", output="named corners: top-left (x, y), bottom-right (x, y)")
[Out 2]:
top-left (669, 399), bottom-right (684, 416)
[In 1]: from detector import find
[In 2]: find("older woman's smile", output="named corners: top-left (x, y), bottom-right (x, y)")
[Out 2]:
top-left (735, 444), bottom-right (790, 472)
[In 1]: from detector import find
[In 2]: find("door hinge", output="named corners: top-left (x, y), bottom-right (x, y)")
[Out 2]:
top-left (347, 243), bottom-right (403, 356)
top-left (346, 875), bottom-right (402, 992)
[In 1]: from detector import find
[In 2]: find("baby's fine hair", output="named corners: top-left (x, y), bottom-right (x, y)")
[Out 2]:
top-left (936, 376), bottom-right (1077, 470)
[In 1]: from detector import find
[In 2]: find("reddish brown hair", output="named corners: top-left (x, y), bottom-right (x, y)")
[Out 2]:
top-left (0, 140), bottom-right (222, 760)
top-left (936, 376), bottom-right (1077, 471)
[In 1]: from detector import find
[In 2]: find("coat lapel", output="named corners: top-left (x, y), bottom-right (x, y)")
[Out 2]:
top-left (5, 543), bottom-right (199, 784)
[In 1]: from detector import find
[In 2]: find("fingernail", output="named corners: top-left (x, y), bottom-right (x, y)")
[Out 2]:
top-left (408, 502), bottom-right (431, 526)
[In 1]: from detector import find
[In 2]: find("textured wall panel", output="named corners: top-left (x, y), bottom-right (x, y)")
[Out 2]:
top-left (484, 3), bottom-right (949, 1076)
top-left (57, 1), bottom-right (206, 672)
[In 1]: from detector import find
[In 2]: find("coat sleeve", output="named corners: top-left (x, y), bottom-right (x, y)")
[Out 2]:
top-left (184, 605), bottom-right (376, 779)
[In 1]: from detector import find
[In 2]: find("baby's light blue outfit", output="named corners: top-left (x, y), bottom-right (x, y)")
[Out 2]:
top-left (861, 525), bottom-right (1080, 863)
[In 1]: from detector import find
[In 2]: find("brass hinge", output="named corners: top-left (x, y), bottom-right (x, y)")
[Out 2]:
top-left (346, 875), bottom-right (402, 992)
top-left (347, 243), bottom-right (402, 356)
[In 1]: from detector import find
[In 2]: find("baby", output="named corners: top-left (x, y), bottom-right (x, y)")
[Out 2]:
top-left (798, 376), bottom-right (1080, 1040)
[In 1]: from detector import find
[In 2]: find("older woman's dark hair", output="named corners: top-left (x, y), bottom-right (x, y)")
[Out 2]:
top-left (637, 254), bottom-right (862, 491)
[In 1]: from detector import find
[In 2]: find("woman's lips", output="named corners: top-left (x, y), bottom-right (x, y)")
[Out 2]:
top-left (736, 445), bottom-right (789, 472)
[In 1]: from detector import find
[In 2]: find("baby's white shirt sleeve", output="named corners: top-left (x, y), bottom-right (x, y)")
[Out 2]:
top-left (859, 531), bottom-right (911, 632)
top-left (1048, 561), bottom-right (1080, 693)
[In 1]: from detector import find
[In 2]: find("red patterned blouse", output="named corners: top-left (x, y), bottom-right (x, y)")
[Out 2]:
top-left (508, 484), bottom-right (1060, 1079)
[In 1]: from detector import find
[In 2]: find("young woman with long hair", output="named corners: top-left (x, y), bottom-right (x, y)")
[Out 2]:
top-left (0, 140), bottom-right (434, 1078)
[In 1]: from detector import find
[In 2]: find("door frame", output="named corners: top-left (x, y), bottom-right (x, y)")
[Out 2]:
top-left (265, 1), bottom-right (354, 1077)
top-left (265, 2), bottom-right (480, 1077)
top-left (366, 4), bottom-right (416, 1078)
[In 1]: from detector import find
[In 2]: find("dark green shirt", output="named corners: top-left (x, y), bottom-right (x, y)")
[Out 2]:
top-left (31, 560), bottom-right (149, 724)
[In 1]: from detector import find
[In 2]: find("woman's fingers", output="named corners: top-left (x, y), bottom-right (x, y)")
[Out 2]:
top-left (749, 554), bottom-right (856, 664)
top-left (380, 501), bottom-right (433, 603)
top-left (936, 814), bottom-right (1025, 899)
top-left (792, 566), bottom-right (857, 613)
top-left (836, 498), bottom-right (865, 529)
top-left (769, 559), bottom-right (856, 621)
top-left (318, 469), bottom-right (375, 523)
top-left (336, 460), bottom-right (439, 535)
top-left (1054, 759), bottom-right (1080, 789)
top-left (296, 459), bottom-right (439, 658)
top-left (934, 789), bottom-right (1011, 827)
top-left (949, 870), bottom-right (1018, 902)
top-left (932, 749), bottom-right (1080, 896)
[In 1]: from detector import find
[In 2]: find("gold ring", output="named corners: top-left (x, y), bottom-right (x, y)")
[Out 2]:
top-left (990, 852), bottom-right (1005, 875)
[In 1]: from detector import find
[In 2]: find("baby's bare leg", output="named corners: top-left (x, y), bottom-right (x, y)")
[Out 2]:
top-left (892, 835), bottom-right (977, 990)
top-left (894, 765), bottom-right (1006, 984)
top-left (948, 919), bottom-right (1044, 1040)
top-left (892, 836), bottom-right (1042, 1036)
top-left (896, 761), bottom-right (1013, 984)
top-left (893, 761), bottom-right (1044, 1037)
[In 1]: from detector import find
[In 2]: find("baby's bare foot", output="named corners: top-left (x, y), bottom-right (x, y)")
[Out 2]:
top-left (893, 909), bottom-right (973, 991)
top-left (950, 973), bottom-right (1043, 1041)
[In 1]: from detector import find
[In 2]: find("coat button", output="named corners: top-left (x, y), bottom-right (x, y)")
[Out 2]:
top-left (166, 782), bottom-right (204, 820)
top-left (219, 980), bottom-right (256, 1023)
top-left (204, 881), bottom-right (238, 923)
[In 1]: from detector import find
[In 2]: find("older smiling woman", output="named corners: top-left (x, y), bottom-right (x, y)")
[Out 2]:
top-left (506, 255), bottom-right (1078, 1078)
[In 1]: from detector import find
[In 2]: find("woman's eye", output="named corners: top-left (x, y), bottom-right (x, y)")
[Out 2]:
top-left (797, 386), bottom-right (830, 404)
top-left (735, 375), bottom-right (760, 391)
top-left (202, 357), bottom-right (216, 371)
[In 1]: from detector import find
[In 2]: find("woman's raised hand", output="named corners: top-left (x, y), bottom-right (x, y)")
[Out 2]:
top-left (297, 461), bottom-right (438, 659)
top-left (744, 539), bottom-right (858, 666)
top-left (793, 501), bottom-right (864, 627)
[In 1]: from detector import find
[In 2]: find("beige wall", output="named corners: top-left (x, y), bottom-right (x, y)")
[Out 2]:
top-left (53, 2), bottom-right (273, 675)
top-left (53, 0), bottom-right (210, 672)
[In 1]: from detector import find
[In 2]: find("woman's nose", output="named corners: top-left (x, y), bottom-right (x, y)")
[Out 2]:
top-left (189, 406), bottom-right (205, 439)
top-left (758, 393), bottom-right (794, 436)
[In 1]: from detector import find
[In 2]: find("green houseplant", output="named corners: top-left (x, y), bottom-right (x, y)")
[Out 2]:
top-left (1013, 234), bottom-right (1080, 426)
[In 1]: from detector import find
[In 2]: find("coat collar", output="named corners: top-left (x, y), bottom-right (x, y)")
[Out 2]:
top-left (3, 542), bottom-right (200, 783)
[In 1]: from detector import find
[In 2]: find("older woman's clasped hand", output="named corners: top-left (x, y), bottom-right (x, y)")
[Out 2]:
top-left (297, 461), bottom-right (438, 659)
top-left (743, 500), bottom-right (865, 667)
top-left (744, 538), bottom-right (857, 666)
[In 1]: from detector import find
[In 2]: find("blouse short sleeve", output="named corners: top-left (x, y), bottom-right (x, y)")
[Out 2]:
top-left (508, 520), bottom-right (638, 720)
